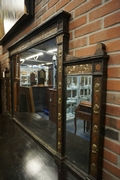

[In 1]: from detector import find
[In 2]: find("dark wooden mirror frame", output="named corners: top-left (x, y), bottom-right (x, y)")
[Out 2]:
top-left (55, 42), bottom-right (109, 180)
top-left (7, 11), bottom-right (109, 180)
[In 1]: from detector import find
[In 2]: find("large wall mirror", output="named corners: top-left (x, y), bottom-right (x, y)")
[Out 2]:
top-left (12, 37), bottom-right (58, 154)
top-left (8, 10), bottom-right (109, 179)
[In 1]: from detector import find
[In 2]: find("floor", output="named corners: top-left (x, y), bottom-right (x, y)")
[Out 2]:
top-left (14, 112), bottom-right (90, 174)
top-left (0, 114), bottom-right (80, 180)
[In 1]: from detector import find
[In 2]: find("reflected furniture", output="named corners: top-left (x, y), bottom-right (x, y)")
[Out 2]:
top-left (74, 101), bottom-right (91, 134)
top-left (30, 72), bottom-right (36, 86)
top-left (32, 85), bottom-right (51, 112)
top-left (19, 86), bottom-right (35, 113)
top-left (38, 69), bottom-right (46, 85)
top-left (49, 88), bottom-right (57, 123)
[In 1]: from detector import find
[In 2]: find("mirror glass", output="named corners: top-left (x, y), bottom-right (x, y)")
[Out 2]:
top-left (14, 38), bottom-right (57, 152)
top-left (65, 64), bottom-right (92, 173)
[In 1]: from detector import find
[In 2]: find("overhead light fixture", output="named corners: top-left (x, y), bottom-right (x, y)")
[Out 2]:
top-left (47, 48), bottom-right (57, 53)
top-left (25, 52), bottom-right (43, 60)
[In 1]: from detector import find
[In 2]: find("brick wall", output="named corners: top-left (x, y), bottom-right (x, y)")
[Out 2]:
top-left (0, 48), bottom-right (10, 113)
top-left (1, 0), bottom-right (120, 179)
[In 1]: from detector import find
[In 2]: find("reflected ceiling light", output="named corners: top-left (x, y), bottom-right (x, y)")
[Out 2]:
top-left (47, 48), bottom-right (57, 53)
top-left (52, 55), bottom-right (57, 61)
top-left (25, 157), bottom-right (43, 176)
top-left (20, 58), bottom-right (24, 61)
top-left (25, 52), bottom-right (43, 60)
top-left (20, 58), bottom-right (25, 64)
top-left (46, 62), bottom-right (53, 65)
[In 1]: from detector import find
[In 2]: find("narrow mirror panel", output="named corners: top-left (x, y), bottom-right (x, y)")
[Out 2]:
top-left (65, 64), bottom-right (92, 173)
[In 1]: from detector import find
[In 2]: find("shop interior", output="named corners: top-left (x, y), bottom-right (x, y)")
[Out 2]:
top-left (15, 37), bottom-right (92, 174)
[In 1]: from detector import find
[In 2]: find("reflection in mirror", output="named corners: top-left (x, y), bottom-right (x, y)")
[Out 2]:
top-left (14, 38), bottom-right (57, 152)
top-left (66, 71), bottom-right (92, 173)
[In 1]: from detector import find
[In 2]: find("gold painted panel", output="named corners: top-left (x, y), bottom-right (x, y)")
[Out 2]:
top-left (64, 64), bottom-right (92, 75)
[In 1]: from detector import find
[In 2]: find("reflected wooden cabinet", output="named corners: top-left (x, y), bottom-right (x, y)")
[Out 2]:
top-left (66, 76), bottom-right (92, 121)
top-left (49, 88), bottom-right (57, 123)
top-left (14, 81), bottom-right (19, 112)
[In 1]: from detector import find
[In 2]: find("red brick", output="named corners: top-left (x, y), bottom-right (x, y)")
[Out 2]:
top-left (75, 0), bottom-right (101, 17)
top-left (89, 26), bottom-right (120, 44)
top-left (33, 18), bottom-right (42, 28)
top-left (56, 0), bottom-right (70, 11)
top-left (108, 54), bottom-right (120, 65)
top-left (104, 138), bottom-right (120, 155)
top-left (75, 45), bottom-right (96, 57)
top-left (116, 120), bottom-right (120, 130)
top-left (68, 51), bottom-right (74, 57)
top-left (69, 31), bottom-right (73, 40)
top-left (105, 116), bottom-right (120, 130)
top-left (75, 20), bottom-right (101, 37)
top-left (106, 39), bottom-right (120, 53)
top-left (69, 37), bottom-right (87, 49)
top-left (64, 0), bottom-right (85, 12)
top-left (103, 148), bottom-right (117, 164)
top-left (102, 169), bottom-right (119, 180)
top-left (107, 66), bottom-right (120, 78)
top-left (106, 92), bottom-right (120, 105)
top-left (106, 104), bottom-right (120, 117)
top-left (89, 0), bottom-right (120, 21)
top-left (104, 11), bottom-right (120, 28)
top-left (103, 159), bottom-right (120, 178)
top-left (41, 6), bottom-right (56, 21)
top-left (35, 3), bottom-right (41, 13)
top-left (48, 0), bottom-right (58, 8)
top-left (69, 15), bottom-right (87, 30)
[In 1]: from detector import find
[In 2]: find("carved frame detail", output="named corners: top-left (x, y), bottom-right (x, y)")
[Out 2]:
top-left (64, 43), bottom-right (109, 180)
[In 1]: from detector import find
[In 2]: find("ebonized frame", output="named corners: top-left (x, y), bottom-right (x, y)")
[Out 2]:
top-left (6, 10), bottom-right (109, 180)
top-left (60, 44), bottom-right (109, 180)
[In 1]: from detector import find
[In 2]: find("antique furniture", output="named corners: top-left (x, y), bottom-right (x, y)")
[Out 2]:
top-left (49, 88), bottom-right (57, 123)
top-left (30, 72), bottom-right (36, 86)
top-left (19, 86), bottom-right (35, 113)
top-left (66, 76), bottom-right (92, 121)
top-left (8, 9), bottom-right (108, 180)
top-left (38, 69), bottom-right (46, 85)
top-left (74, 101), bottom-right (91, 134)
top-left (32, 85), bottom-right (51, 112)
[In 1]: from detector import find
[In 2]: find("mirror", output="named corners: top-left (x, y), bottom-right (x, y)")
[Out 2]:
top-left (60, 43), bottom-right (109, 180)
top-left (65, 64), bottom-right (92, 173)
top-left (14, 38), bottom-right (57, 152)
